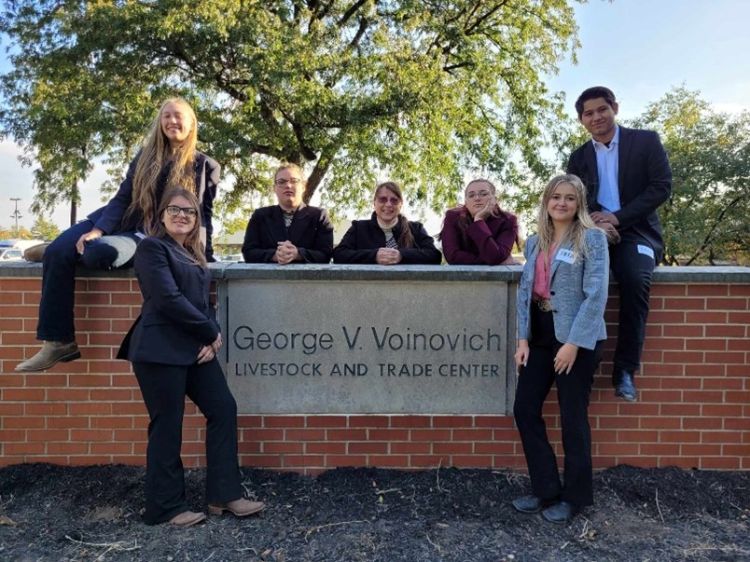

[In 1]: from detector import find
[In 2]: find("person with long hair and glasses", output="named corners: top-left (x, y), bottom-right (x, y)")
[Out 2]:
top-left (512, 174), bottom-right (609, 524)
top-left (440, 178), bottom-right (519, 265)
top-left (17, 98), bottom-right (220, 372)
top-left (118, 188), bottom-right (265, 527)
top-left (333, 181), bottom-right (441, 265)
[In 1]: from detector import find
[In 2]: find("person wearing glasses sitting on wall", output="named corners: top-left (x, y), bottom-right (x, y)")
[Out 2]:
top-left (333, 181), bottom-right (442, 265)
top-left (512, 174), bottom-right (609, 524)
top-left (440, 178), bottom-right (519, 265)
top-left (242, 163), bottom-right (334, 264)
top-left (119, 188), bottom-right (265, 528)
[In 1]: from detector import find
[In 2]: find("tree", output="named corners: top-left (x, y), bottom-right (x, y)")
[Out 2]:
top-left (30, 215), bottom-right (61, 241)
top-left (631, 88), bottom-right (750, 265)
top-left (1, 0), bottom-right (580, 216)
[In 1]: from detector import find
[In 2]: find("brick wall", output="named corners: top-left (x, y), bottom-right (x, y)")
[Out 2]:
top-left (1, 272), bottom-right (748, 474)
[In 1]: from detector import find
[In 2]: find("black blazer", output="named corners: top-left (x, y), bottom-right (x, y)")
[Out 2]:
top-left (118, 236), bottom-right (219, 366)
top-left (87, 151), bottom-right (221, 260)
top-left (242, 204), bottom-right (334, 263)
top-left (333, 214), bottom-right (442, 264)
top-left (567, 126), bottom-right (672, 261)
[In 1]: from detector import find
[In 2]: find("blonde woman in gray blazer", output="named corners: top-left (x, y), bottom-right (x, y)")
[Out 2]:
top-left (512, 174), bottom-right (609, 524)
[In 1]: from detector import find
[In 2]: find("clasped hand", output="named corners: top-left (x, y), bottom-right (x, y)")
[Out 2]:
top-left (375, 247), bottom-right (402, 265)
top-left (75, 227), bottom-right (104, 254)
top-left (273, 240), bottom-right (300, 265)
top-left (197, 333), bottom-right (223, 364)
top-left (590, 211), bottom-right (621, 244)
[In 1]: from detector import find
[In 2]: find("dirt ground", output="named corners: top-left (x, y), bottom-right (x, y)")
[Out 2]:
top-left (0, 463), bottom-right (748, 562)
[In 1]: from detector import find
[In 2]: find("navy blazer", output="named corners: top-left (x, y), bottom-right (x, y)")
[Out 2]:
top-left (118, 236), bottom-right (219, 366)
top-left (517, 229), bottom-right (609, 350)
top-left (87, 151), bottom-right (221, 259)
top-left (242, 204), bottom-right (334, 263)
top-left (566, 126), bottom-right (672, 261)
top-left (333, 214), bottom-right (442, 264)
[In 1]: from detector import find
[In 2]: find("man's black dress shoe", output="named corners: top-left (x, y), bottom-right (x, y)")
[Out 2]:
top-left (614, 370), bottom-right (637, 402)
top-left (541, 501), bottom-right (578, 524)
top-left (512, 495), bottom-right (546, 514)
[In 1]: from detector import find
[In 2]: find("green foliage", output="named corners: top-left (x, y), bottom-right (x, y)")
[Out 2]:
top-left (631, 88), bottom-right (750, 265)
top-left (1, 0), bottom-right (580, 217)
top-left (30, 215), bottom-right (60, 241)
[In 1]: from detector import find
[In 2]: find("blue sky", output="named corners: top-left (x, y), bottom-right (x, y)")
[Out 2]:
top-left (1, 0), bottom-right (749, 232)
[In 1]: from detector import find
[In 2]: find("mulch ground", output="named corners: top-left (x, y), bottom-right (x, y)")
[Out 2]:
top-left (0, 463), bottom-right (748, 561)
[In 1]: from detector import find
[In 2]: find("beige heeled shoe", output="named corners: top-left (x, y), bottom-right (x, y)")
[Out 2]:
top-left (208, 498), bottom-right (265, 517)
top-left (168, 510), bottom-right (207, 527)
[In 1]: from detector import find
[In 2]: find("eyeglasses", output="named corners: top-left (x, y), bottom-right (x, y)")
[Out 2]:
top-left (166, 205), bottom-right (198, 218)
top-left (466, 190), bottom-right (491, 200)
top-left (376, 196), bottom-right (401, 205)
top-left (275, 178), bottom-right (302, 187)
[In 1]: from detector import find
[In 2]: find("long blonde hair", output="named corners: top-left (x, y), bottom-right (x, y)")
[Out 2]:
top-left (152, 188), bottom-right (207, 267)
top-left (125, 98), bottom-right (198, 234)
top-left (535, 174), bottom-right (598, 258)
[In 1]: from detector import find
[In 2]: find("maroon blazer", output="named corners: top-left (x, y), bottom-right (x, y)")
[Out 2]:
top-left (440, 206), bottom-right (518, 265)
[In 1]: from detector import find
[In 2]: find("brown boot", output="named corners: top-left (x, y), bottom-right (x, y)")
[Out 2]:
top-left (168, 511), bottom-right (206, 527)
top-left (208, 498), bottom-right (265, 517)
top-left (15, 341), bottom-right (81, 372)
top-left (23, 242), bottom-right (50, 263)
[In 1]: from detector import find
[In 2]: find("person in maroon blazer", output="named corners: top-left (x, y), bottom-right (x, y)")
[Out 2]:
top-left (333, 181), bottom-right (442, 265)
top-left (440, 178), bottom-right (519, 265)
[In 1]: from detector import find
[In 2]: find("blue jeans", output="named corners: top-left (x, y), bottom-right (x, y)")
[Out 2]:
top-left (37, 219), bottom-right (140, 342)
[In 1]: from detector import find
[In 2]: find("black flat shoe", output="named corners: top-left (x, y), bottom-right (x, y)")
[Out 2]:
top-left (541, 501), bottom-right (578, 524)
top-left (512, 495), bottom-right (545, 514)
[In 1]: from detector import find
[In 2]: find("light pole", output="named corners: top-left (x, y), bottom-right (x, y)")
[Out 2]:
top-left (10, 198), bottom-right (22, 237)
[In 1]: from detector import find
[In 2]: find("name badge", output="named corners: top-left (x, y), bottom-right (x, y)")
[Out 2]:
top-left (555, 249), bottom-right (575, 264)
top-left (637, 244), bottom-right (655, 260)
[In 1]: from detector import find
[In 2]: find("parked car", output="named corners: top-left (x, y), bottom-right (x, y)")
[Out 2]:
top-left (0, 248), bottom-right (24, 261)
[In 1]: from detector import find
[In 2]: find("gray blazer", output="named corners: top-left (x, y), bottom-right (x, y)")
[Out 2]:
top-left (517, 228), bottom-right (609, 350)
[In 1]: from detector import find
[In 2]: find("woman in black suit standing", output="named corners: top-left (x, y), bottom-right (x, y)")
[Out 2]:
top-left (333, 181), bottom-right (441, 264)
top-left (119, 188), bottom-right (264, 527)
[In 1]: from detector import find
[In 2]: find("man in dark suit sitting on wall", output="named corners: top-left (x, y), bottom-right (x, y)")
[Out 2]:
top-left (567, 86), bottom-right (672, 402)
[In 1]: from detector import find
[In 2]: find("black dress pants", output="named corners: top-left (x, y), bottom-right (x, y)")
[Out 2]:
top-left (134, 359), bottom-right (243, 525)
top-left (513, 306), bottom-right (602, 507)
top-left (609, 241), bottom-right (656, 381)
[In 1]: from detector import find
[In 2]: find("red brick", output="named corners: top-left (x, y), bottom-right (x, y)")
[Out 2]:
top-left (597, 416), bottom-right (640, 429)
top-left (68, 403), bottom-right (112, 415)
top-left (493, 429), bottom-right (520, 441)
top-left (348, 415), bottom-right (390, 427)
top-left (682, 417), bottom-right (722, 430)
top-left (0, 403), bottom-right (24, 415)
top-left (728, 311), bottom-right (750, 323)
top-left (727, 340), bottom-right (750, 352)
top-left (238, 442), bottom-right (261, 454)
top-left (705, 352), bottom-right (745, 364)
top-left (306, 442), bottom-right (347, 454)
top-left (702, 404), bottom-right (743, 417)
top-left (702, 378), bottom-right (743, 390)
top-left (327, 429), bottom-right (367, 441)
top-left (649, 311), bottom-right (685, 323)
top-left (699, 457), bottom-right (740, 470)
top-left (265, 416), bottom-right (305, 428)
top-left (451, 455), bottom-right (492, 468)
top-left (245, 428), bottom-right (284, 441)
top-left (240, 455), bottom-right (282, 468)
top-left (639, 443), bottom-right (680, 456)
top-left (91, 417), bottom-right (134, 429)
top-left (704, 324), bottom-right (745, 337)
top-left (47, 417), bottom-right (90, 429)
top-left (391, 442), bottom-right (431, 454)
top-left (408, 455), bottom-right (449, 468)
top-left (68, 375), bottom-right (113, 388)
top-left (90, 443), bottom-right (133, 455)
top-left (452, 429), bottom-right (493, 441)
top-left (707, 297), bottom-right (748, 310)
top-left (433, 416), bottom-right (473, 428)
top-left (617, 430), bottom-right (659, 443)
top-left (661, 431), bottom-right (700, 443)
top-left (432, 442), bottom-right (472, 455)
top-left (597, 443), bottom-right (639, 456)
top-left (4, 442), bottom-right (45, 454)
top-left (368, 455), bottom-right (409, 468)
top-left (474, 416), bottom-right (513, 428)
top-left (368, 429), bottom-right (409, 441)
top-left (305, 415), bottom-right (347, 428)
top-left (285, 429), bottom-right (325, 441)
top-left (685, 364), bottom-right (725, 377)
top-left (639, 417), bottom-right (681, 429)
top-left (474, 442), bottom-right (514, 455)
top-left (655, 285), bottom-right (687, 296)
top-left (282, 455), bottom-right (325, 468)
top-left (70, 429), bottom-right (114, 442)
top-left (324, 455), bottom-right (367, 467)
top-left (724, 417), bottom-right (750, 430)
top-left (263, 442), bottom-right (303, 454)
top-left (722, 444), bottom-right (750, 456)
top-left (237, 415), bottom-right (263, 427)
top-left (45, 388), bottom-right (90, 401)
top-left (411, 429), bottom-right (452, 441)
top-left (662, 325), bottom-right (703, 337)
top-left (348, 442), bottom-right (388, 454)
top-left (47, 442), bottom-right (89, 455)
top-left (390, 415), bottom-right (432, 428)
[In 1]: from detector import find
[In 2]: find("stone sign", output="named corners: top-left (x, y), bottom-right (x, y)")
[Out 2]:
top-left (220, 277), bottom-right (515, 414)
